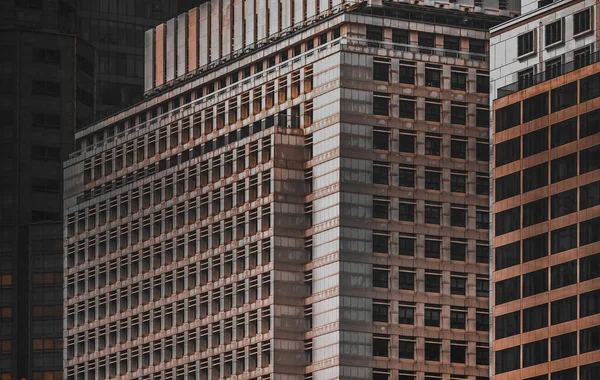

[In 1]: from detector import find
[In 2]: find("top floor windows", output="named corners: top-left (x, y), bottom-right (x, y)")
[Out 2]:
top-left (518, 32), bottom-right (535, 57)
top-left (545, 20), bottom-right (563, 47)
top-left (574, 9), bottom-right (592, 36)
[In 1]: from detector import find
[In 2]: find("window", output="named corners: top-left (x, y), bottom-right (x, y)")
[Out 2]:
top-left (451, 136), bottom-right (467, 159)
top-left (574, 45), bottom-right (592, 69)
top-left (551, 188), bottom-right (577, 218)
top-left (366, 26), bottom-right (383, 41)
top-left (496, 103), bottom-right (520, 132)
top-left (34, 48), bottom-right (60, 63)
top-left (425, 65), bottom-right (441, 87)
top-left (425, 99), bottom-right (441, 122)
top-left (470, 38), bottom-right (486, 54)
top-left (477, 140), bottom-right (489, 162)
top-left (518, 67), bottom-right (535, 89)
top-left (373, 369), bottom-right (390, 380)
top-left (551, 117), bottom-right (577, 147)
top-left (399, 303), bottom-right (415, 324)
top-left (496, 276), bottom-right (520, 305)
top-left (523, 162), bottom-right (548, 192)
top-left (523, 198), bottom-right (548, 227)
top-left (32, 80), bottom-right (61, 97)
top-left (373, 230), bottom-right (389, 253)
top-left (372, 266), bottom-right (389, 288)
top-left (32, 178), bottom-right (60, 193)
top-left (398, 268), bottom-right (415, 290)
top-left (398, 165), bottom-right (415, 188)
top-left (398, 130), bottom-right (416, 153)
top-left (581, 289), bottom-right (600, 317)
top-left (32, 113), bottom-right (60, 129)
top-left (574, 8), bottom-right (592, 35)
top-left (496, 172), bottom-right (520, 201)
top-left (32, 146), bottom-right (60, 161)
top-left (425, 168), bottom-right (441, 190)
top-left (373, 197), bottom-right (389, 219)
top-left (580, 325), bottom-right (600, 354)
top-left (399, 372), bottom-right (417, 380)
top-left (518, 32), bottom-right (534, 56)
top-left (496, 137), bottom-right (520, 167)
top-left (419, 32), bottom-right (435, 52)
top-left (451, 342), bottom-right (467, 364)
top-left (546, 57), bottom-right (562, 80)
top-left (580, 108), bottom-right (600, 138)
top-left (551, 224), bottom-right (577, 254)
top-left (373, 92), bottom-right (390, 116)
top-left (476, 207), bottom-right (490, 230)
top-left (451, 309), bottom-right (467, 329)
top-left (373, 161), bottom-right (389, 185)
top-left (523, 339), bottom-right (548, 367)
top-left (399, 61), bottom-right (415, 84)
top-left (496, 241), bottom-right (520, 270)
top-left (551, 153), bottom-right (577, 183)
top-left (398, 199), bottom-right (415, 222)
top-left (523, 92), bottom-right (548, 123)
top-left (425, 305), bottom-right (442, 326)
top-left (552, 368), bottom-right (577, 380)
top-left (424, 340), bottom-right (441, 361)
top-left (551, 82), bottom-right (577, 112)
top-left (398, 336), bottom-right (415, 359)
top-left (523, 304), bottom-right (548, 332)
top-left (373, 128), bottom-right (390, 150)
top-left (523, 127), bottom-right (548, 157)
top-left (551, 296), bottom-right (577, 324)
top-left (476, 345), bottom-right (489, 366)
top-left (476, 311), bottom-right (489, 331)
top-left (580, 72), bottom-right (600, 102)
top-left (373, 58), bottom-right (390, 82)
top-left (399, 234), bottom-right (415, 256)
top-left (476, 105), bottom-right (489, 128)
top-left (451, 102), bottom-right (467, 125)
top-left (545, 20), bottom-right (563, 46)
top-left (450, 172), bottom-right (466, 193)
top-left (399, 96), bottom-right (415, 119)
top-left (495, 346), bottom-right (520, 374)
top-left (581, 216), bottom-right (600, 246)
top-left (476, 276), bottom-right (489, 297)
top-left (444, 35), bottom-right (460, 55)
top-left (451, 273), bottom-right (467, 295)
top-left (551, 260), bottom-right (577, 289)
top-left (582, 362), bottom-right (600, 380)
top-left (425, 134), bottom-right (441, 156)
top-left (450, 205), bottom-right (467, 227)
top-left (476, 241), bottom-right (489, 264)
top-left (477, 71), bottom-right (489, 94)
top-left (495, 206), bottom-right (520, 236)
top-left (551, 332), bottom-right (577, 360)
top-left (581, 144), bottom-right (600, 174)
top-left (581, 180), bottom-right (600, 210)
top-left (425, 236), bottom-right (441, 259)
top-left (581, 253), bottom-right (600, 282)
top-left (372, 334), bottom-right (389, 357)
top-left (451, 68), bottom-right (467, 91)
top-left (424, 202), bottom-right (441, 225)
top-left (372, 299), bottom-right (389, 322)
top-left (425, 272), bottom-right (441, 293)
top-left (476, 173), bottom-right (489, 195)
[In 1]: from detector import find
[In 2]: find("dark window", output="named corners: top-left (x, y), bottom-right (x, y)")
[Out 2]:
top-left (523, 198), bottom-right (548, 227)
top-left (424, 341), bottom-right (441, 361)
top-left (476, 175), bottom-right (489, 195)
top-left (425, 100), bottom-right (441, 122)
top-left (32, 80), bottom-right (61, 97)
top-left (581, 325), bottom-right (600, 354)
top-left (496, 172), bottom-right (520, 201)
top-left (547, 58), bottom-right (562, 80)
top-left (372, 267), bottom-right (389, 288)
top-left (451, 70), bottom-right (467, 91)
top-left (451, 343), bottom-right (466, 364)
top-left (451, 242), bottom-right (467, 261)
top-left (523, 339), bottom-right (548, 368)
top-left (450, 173), bottom-right (466, 193)
top-left (523, 268), bottom-right (547, 297)
top-left (551, 332), bottom-right (577, 360)
top-left (425, 136), bottom-right (441, 155)
top-left (580, 72), bottom-right (600, 102)
top-left (574, 8), bottom-right (592, 35)
top-left (424, 204), bottom-right (441, 225)
top-left (425, 67), bottom-right (441, 87)
top-left (372, 334), bottom-right (389, 357)
top-left (392, 29), bottom-right (409, 44)
top-left (419, 32), bottom-right (435, 48)
top-left (366, 26), bottom-right (383, 41)
top-left (519, 68), bottom-right (535, 89)
top-left (495, 311), bottom-right (520, 339)
top-left (551, 260), bottom-right (577, 289)
top-left (581, 108), bottom-right (600, 138)
top-left (373, 162), bottom-right (389, 185)
top-left (398, 270), bottom-right (415, 290)
top-left (523, 92), bottom-right (548, 123)
top-left (582, 362), bottom-right (600, 380)
top-left (398, 200), bottom-right (415, 222)
top-left (581, 253), bottom-right (600, 282)
top-left (581, 180), bottom-right (600, 210)
top-left (451, 275), bottom-right (466, 295)
top-left (425, 274), bottom-right (441, 293)
top-left (451, 103), bottom-right (467, 125)
top-left (399, 61), bottom-right (415, 84)
top-left (496, 276), bottom-right (520, 305)
top-left (373, 92), bottom-right (390, 116)
top-left (424, 307), bottom-right (441, 327)
top-left (398, 337), bottom-right (415, 359)
top-left (496, 137), bottom-right (520, 167)
top-left (477, 141), bottom-right (489, 162)
top-left (545, 20), bottom-right (563, 46)
top-left (551, 188), bottom-right (577, 218)
top-left (552, 368), bottom-right (577, 380)
top-left (450, 206), bottom-right (467, 227)
top-left (551, 296), bottom-right (577, 324)
top-left (444, 35), bottom-right (460, 53)
top-left (496, 103), bottom-right (520, 133)
top-left (551, 224), bottom-right (577, 254)
top-left (425, 169), bottom-right (441, 190)
top-left (523, 233), bottom-right (548, 262)
top-left (518, 32), bottom-right (534, 56)
top-left (398, 304), bottom-right (415, 324)
top-left (450, 310), bottom-right (466, 329)
top-left (32, 113), bottom-right (60, 129)
top-left (551, 117), bottom-right (577, 147)
top-left (477, 72), bottom-right (490, 94)
top-left (580, 144), bottom-right (600, 174)
top-left (398, 130), bottom-right (416, 153)
top-left (477, 107), bottom-right (490, 128)
top-left (574, 46), bottom-right (592, 69)
top-left (581, 216), bottom-right (600, 246)
top-left (523, 162), bottom-right (548, 193)
top-left (399, 96), bottom-right (415, 119)
top-left (551, 82), bottom-right (577, 112)
top-left (425, 238), bottom-right (441, 259)
top-left (399, 235), bottom-right (415, 256)
top-left (398, 166), bottom-right (415, 188)
top-left (32, 146), bottom-right (61, 161)
top-left (495, 206), bottom-right (520, 236)
top-left (476, 312), bottom-right (489, 331)
top-left (476, 243), bottom-right (489, 264)
top-left (373, 58), bottom-right (390, 81)
top-left (373, 300), bottom-right (389, 322)
top-left (523, 127), bottom-right (548, 157)
top-left (523, 304), bottom-right (548, 332)
top-left (450, 138), bottom-right (467, 159)
top-left (581, 289), bottom-right (600, 317)
top-left (373, 231), bottom-right (389, 253)
top-left (34, 48), bottom-right (61, 63)
top-left (399, 373), bottom-right (416, 380)
top-left (476, 346), bottom-right (489, 366)
top-left (551, 153), bottom-right (577, 183)
top-left (495, 346), bottom-right (520, 374)
top-left (496, 241), bottom-right (520, 270)
top-left (373, 129), bottom-right (389, 150)
top-left (470, 38), bottom-right (486, 54)
top-left (477, 209), bottom-right (489, 230)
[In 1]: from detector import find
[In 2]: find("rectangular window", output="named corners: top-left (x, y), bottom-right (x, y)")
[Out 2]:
top-left (450, 171), bottom-right (467, 193)
top-left (425, 134), bottom-right (441, 155)
top-left (523, 233), bottom-right (548, 263)
top-left (450, 273), bottom-right (467, 295)
top-left (424, 305), bottom-right (442, 327)
top-left (546, 57), bottom-right (563, 80)
top-left (581, 253), bottom-right (600, 282)
top-left (545, 20), bottom-right (563, 46)
top-left (398, 165), bottom-right (415, 188)
top-left (523, 304), bottom-right (548, 332)
top-left (450, 205), bottom-right (467, 227)
top-left (425, 65), bottom-right (441, 87)
top-left (523, 198), bottom-right (548, 227)
top-left (575, 45), bottom-right (592, 69)
top-left (476, 311), bottom-right (489, 331)
top-left (398, 336), bottom-right (415, 359)
top-left (523, 339), bottom-right (548, 368)
top-left (398, 199), bottom-right (415, 222)
top-left (496, 137), bottom-right (520, 167)
top-left (551, 188), bottom-right (577, 218)
top-left (574, 9), bottom-right (592, 35)
top-left (451, 102), bottom-right (467, 126)
top-left (392, 29), bottom-right (409, 44)
top-left (398, 303), bottom-right (415, 324)
top-left (372, 265), bottom-right (389, 288)
top-left (419, 32), bottom-right (435, 52)
top-left (444, 35), bottom-right (460, 55)
top-left (496, 103), bottom-right (520, 132)
top-left (476, 106), bottom-right (489, 128)
top-left (580, 144), bottom-right (600, 174)
top-left (398, 268), bottom-right (415, 290)
top-left (581, 289), bottom-right (600, 317)
top-left (523, 162), bottom-right (548, 193)
top-left (477, 71), bottom-right (489, 94)
top-left (523, 127), bottom-right (548, 157)
top-left (373, 58), bottom-right (390, 82)
top-left (424, 202), bottom-right (441, 225)
top-left (580, 108), bottom-right (600, 138)
top-left (581, 216), bottom-right (600, 246)
top-left (470, 38), bottom-right (486, 54)
top-left (366, 26), bottom-right (383, 41)
top-left (551, 153), bottom-right (577, 183)
top-left (399, 96), bottom-right (415, 119)
top-left (580, 325), bottom-right (600, 354)
top-left (398, 129), bottom-right (415, 153)
top-left (425, 236), bottom-right (441, 259)
top-left (551, 82), bottom-right (577, 112)
top-left (450, 341), bottom-right (467, 364)
top-left (551, 332), bottom-right (577, 360)
top-left (373, 128), bottom-right (390, 151)
top-left (496, 276), bottom-right (520, 305)
top-left (523, 92), bottom-right (548, 123)
top-left (373, 197), bottom-right (390, 219)
top-left (551, 117), bottom-right (577, 147)
top-left (372, 299), bottom-right (389, 322)
top-left (518, 32), bottom-right (534, 57)
top-left (580, 180), bottom-right (600, 210)
top-left (551, 224), bottom-right (577, 254)
top-left (580, 72), bottom-right (600, 102)
top-left (373, 92), bottom-right (390, 116)
top-left (424, 272), bottom-right (441, 293)
top-left (518, 67), bottom-right (535, 89)
top-left (372, 334), bottom-right (389, 357)
top-left (496, 241), bottom-right (520, 270)
top-left (372, 230), bottom-right (389, 253)
top-left (33, 48), bottom-right (61, 64)
top-left (552, 296), bottom-right (577, 324)
top-left (496, 346), bottom-right (520, 374)
top-left (476, 173), bottom-right (489, 195)
top-left (425, 98), bottom-right (441, 122)
top-left (32, 80), bottom-right (61, 97)
top-left (450, 308), bottom-right (467, 329)
top-left (523, 268), bottom-right (548, 297)
top-left (399, 61), bottom-right (416, 84)
top-left (424, 340), bottom-right (441, 361)
top-left (551, 260), bottom-right (577, 289)
top-left (373, 161), bottom-right (389, 185)
top-left (476, 207), bottom-right (489, 230)
top-left (399, 234), bottom-right (415, 256)
top-left (496, 172), bottom-right (520, 201)
top-left (450, 68), bottom-right (467, 91)
top-left (425, 168), bottom-right (441, 190)
top-left (552, 368), bottom-right (577, 380)
top-left (495, 206), bottom-right (520, 236)
top-left (582, 362), bottom-right (600, 380)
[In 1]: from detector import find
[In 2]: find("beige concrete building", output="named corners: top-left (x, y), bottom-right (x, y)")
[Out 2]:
top-left (63, 0), bottom-right (511, 379)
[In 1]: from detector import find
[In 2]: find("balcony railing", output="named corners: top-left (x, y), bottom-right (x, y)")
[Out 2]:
top-left (497, 50), bottom-right (600, 98)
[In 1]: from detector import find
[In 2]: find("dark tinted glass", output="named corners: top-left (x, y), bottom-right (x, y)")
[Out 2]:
top-left (523, 92), bottom-right (548, 122)
top-left (551, 296), bottom-right (577, 324)
top-left (580, 181), bottom-right (600, 210)
top-left (495, 241), bottom-right (520, 270)
top-left (496, 103), bottom-right (521, 133)
top-left (523, 198), bottom-right (548, 227)
top-left (523, 233), bottom-right (548, 262)
top-left (581, 253), bottom-right (600, 282)
top-left (495, 311), bottom-right (520, 339)
top-left (551, 224), bottom-right (577, 254)
top-left (551, 153), bottom-right (577, 183)
top-left (496, 137), bottom-right (521, 167)
top-left (523, 304), bottom-right (548, 332)
top-left (580, 144), bottom-right (600, 174)
top-left (551, 260), bottom-right (577, 289)
top-left (496, 172), bottom-right (520, 201)
top-left (581, 289), bottom-right (600, 317)
top-left (495, 207), bottom-right (520, 236)
top-left (551, 188), bottom-right (577, 218)
top-left (581, 216), bottom-right (600, 246)
top-left (551, 117), bottom-right (577, 147)
top-left (551, 82), bottom-right (577, 112)
top-left (496, 276), bottom-right (520, 305)
top-left (551, 332), bottom-right (577, 360)
top-left (580, 108), bottom-right (600, 138)
top-left (495, 346), bottom-right (520, 374)
top-left (523, 339), bottom-right (548, 367)
top-left (523, 127), bottom-right (548, 157)
top-left (523, 268), bottom-right (547, 297)
top-left (523, 163), bottom-right (548, 192)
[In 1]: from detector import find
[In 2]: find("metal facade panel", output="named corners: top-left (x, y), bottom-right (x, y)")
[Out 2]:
top-left (199, 2), bottom-right (210, 67)
top-left (144, 29), bottom-right (155, 92)
top-left (306, 0), bottom-right (316, 20)
top-left (256, 0), bottom-right (267, 42)
top-left (268, 0), bottom-right (279, 37)
top-left (155, 23), bottom-right (165, 86)
top-left (177, 13), bottom-right (188, 77)
top-left (293, 0), bottom-right (304, 26)
top-left (244, 0), bottom-right (255, 46)
top-left (222, 0), bottom-right (232, 58)
top-left (188, 7), bottom-right (199, 72)
top-left (211, 0), bottom-right (222, 63)
top-left (166, 18), bottom-right (177, 82)
top-left (281, 0), bottom-right (292, 31)
top-left (319, 0), bottom-right (329, 15)
top-left (233, 0), bottom-right (244, 52)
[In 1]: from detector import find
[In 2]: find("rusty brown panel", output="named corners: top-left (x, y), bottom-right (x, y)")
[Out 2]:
top-left (155, 23), bottom-right (166, 87)
top-left (188, 7), bottom-right (199, 72)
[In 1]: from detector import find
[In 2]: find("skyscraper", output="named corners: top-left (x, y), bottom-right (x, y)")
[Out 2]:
top-left (63, 0), bottom-right (513, 378)
top-left (490, 0), bottom-right (600, 379)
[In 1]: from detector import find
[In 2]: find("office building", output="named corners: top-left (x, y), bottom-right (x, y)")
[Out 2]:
top-left (490, 0), bottom-right (600, 379)
top-left (64, 0), bottom-right (513, 378)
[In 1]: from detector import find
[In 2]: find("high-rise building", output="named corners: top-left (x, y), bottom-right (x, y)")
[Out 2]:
top-left (0, 2), bottom-right (94, 379)
top-left (64, 0), bottom-right (513, 379)
top-left (490, 0), bottom-right (600, 379)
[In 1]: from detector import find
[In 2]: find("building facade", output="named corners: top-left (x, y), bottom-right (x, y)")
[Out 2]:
top-left (490, 1), bottom-right (600, 379)
top-left (64, 0), bottom-right (512, 379)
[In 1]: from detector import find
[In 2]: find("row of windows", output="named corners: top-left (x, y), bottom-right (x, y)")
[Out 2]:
top-left (395, 304), bottom-right (490, 332)
top-left (495, 110), bottom-right (600, 167)
top-left (373, 371), bottom-right (488, 380)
